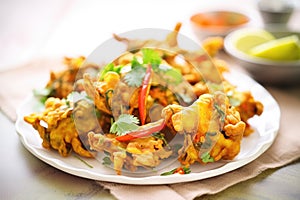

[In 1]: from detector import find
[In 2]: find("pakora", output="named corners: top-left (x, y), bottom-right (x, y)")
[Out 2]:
top-left (24, 23), bottom-right (263, 175)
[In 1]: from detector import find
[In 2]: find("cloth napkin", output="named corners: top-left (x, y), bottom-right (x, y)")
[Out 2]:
top-left (1, 58), bottom-right (300, 200)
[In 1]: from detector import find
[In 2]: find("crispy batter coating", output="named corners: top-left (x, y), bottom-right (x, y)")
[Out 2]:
top-left (88, 132), bottom-right (172, 174)
top-left (224, 81), bottom-right (264, 136)
top-left (24, 97), bottom-right (95, 157)
top-left (83, 72), bottom-right (122, 115)
top-left (162, 92), bottom-right (246, 165)
top-left (45, 56), bottom-right (99, 99)
top-left (212, 106), bottom-right (245, 161)
top-left (84, 70), bottom-right (144, 118)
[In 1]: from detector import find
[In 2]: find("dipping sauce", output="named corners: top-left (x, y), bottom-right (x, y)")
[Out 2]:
top-left (191, 11), bottom-right (249, 30)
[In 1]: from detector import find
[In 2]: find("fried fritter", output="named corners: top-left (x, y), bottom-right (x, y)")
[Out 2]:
top-left (24, 97), bottom-right (98, 157)
top-left (88, 132), bottom-right (172, 175)
top-left (162, 92), bottom-right (246, 165)
top-left (45, 56), bottom-right (99, 99)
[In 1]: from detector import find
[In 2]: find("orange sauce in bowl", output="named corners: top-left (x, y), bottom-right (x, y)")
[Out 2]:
top-left (191, 11), bottom-right (249, 28)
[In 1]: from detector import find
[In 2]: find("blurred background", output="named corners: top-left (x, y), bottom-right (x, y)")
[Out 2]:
top-left (1, 0), bottom-right (299, 71)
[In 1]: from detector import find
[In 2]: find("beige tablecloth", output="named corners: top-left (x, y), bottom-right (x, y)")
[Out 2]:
top-left (1, 58), bottom-right (300, 200)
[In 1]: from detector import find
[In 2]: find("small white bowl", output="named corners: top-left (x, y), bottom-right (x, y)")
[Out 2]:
top-left (224, 27), bottom-right (300, 85)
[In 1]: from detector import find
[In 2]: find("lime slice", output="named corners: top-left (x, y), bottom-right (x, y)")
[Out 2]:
top-left (249, 35), bottom-right (300, 61)
top-left (234, 29), bottom-right (275, 52)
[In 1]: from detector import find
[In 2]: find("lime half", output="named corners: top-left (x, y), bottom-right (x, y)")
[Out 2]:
top-left (234, 29), bottom-right (275, 52)
top-left (249, 35), bottom-right (300, 61)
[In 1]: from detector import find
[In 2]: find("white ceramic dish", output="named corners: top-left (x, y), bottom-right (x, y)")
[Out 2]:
top-left (15, 70), bottom-right (280, 185)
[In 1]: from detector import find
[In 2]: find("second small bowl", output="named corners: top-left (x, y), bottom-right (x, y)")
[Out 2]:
top-left (224, 27), bottom-right (300, 85)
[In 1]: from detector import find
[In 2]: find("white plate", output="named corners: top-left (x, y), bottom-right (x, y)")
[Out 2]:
top-left (15, 70), bottom-right (280, 185)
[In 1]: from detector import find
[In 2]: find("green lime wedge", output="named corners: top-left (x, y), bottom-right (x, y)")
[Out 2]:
top-left (249, 35), bottom-right (300, 61)
top-left (234, 29), bottom-right (275, 52)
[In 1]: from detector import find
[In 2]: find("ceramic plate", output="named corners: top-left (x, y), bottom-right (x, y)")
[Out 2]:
top-left (15, 70), bottom-right (280, 185)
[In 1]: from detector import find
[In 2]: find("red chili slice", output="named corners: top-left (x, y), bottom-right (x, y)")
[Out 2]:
top-left (116, 119), bottom-right (166, 142)
top-left (138, 64), bottom-right (152, 125)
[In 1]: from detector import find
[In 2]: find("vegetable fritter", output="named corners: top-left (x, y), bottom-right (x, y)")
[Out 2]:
top-left (24, 97), bottom-right (98, 157)
top-left (24, 23), bottom-right (264, 175)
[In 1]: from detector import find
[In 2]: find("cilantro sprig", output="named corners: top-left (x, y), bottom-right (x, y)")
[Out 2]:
top-left (99, 63), bottom-right (123, 81)
top-left (102, 156), bottom-right (112, 166)
top-left (201, 152), bottom-right (214, 163)
top-left (110, 114), bottom-right (140, 136)
top-left (124, 48), bottom-right (182, 87)
top-left (160, 166), bottom-right (191, 176)
top-left (141, 48), bottom-right (162, 67)
top-left (124, 66), bottom-right (146, 87)
top-left (33, 87), bottom-right (53, 104)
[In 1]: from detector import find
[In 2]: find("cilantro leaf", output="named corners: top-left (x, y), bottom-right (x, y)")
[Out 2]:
top-left (158, 65), bottom-right (182, 85)
top-left (125, 48), bottom-right (182, 87)
top-left (152, 132), bottom-right (168, 146)
top-left (160, 168), bottom-right (177, 176)
top-left (142, 48), bottom-right (161, 67)
top-left (110, 114), bottom-right (140, 136)
top-left (99, 63), bottom-right (122, 81)
top-left (33, 87), bottom-right (53, 104)
top-left (160, 166), bottom-right (191, 176)
top-left (201, 152), bottom-right (214, 163)
top-left (131, 56), bottom-right (143, 69)
top-left (74, 155), bottom-right (93, 168)
top-left (102, 156), bottom-right (112, 166)
top-left (214, 102), bottom-right (225, 123)
top-left (124, 67), bottom-right (146, 87)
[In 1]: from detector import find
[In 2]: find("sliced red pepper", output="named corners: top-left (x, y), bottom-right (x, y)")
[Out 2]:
top-left (175, 167), bottom-right (185, 174)
top-left (116, 119), bottom-right (165, 142)
top-left (139, 64), bottom-right (152, 125)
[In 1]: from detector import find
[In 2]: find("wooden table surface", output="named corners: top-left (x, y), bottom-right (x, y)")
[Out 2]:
top-left (1, 0), bottom-right (300, 199)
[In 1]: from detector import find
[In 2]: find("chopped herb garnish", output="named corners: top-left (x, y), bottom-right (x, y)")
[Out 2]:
top-left (201, 152), bottom-right (214, 163)
top-left (160, 166), bottom-right (191, 176)
top-left (74, 155), bottom-right (93, 168)
top-left (124, 66), bottom-right (146, 87)
top-left (105, 89), bottom-right (114, 106)
top-left (33, 87), bottom-right (53, 104)
top-left (131, 56), bottom-right (143, 69)
top-left (123, 48), bottom-right (183, 87)
top-left (102, 156), bottom-right (112, 166)
top-left (214, 102), bottom-right (225, 122)
top-left (99, 63), bottom-right (123, 81)
top-left (110, 114), bottom-right (140, 136)
top-left (142, 48), bottom-right (162, 67)
top-left (160, 65), bottom-right (182, 85)
top-left (152, 132), bottom-right (168, 146)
